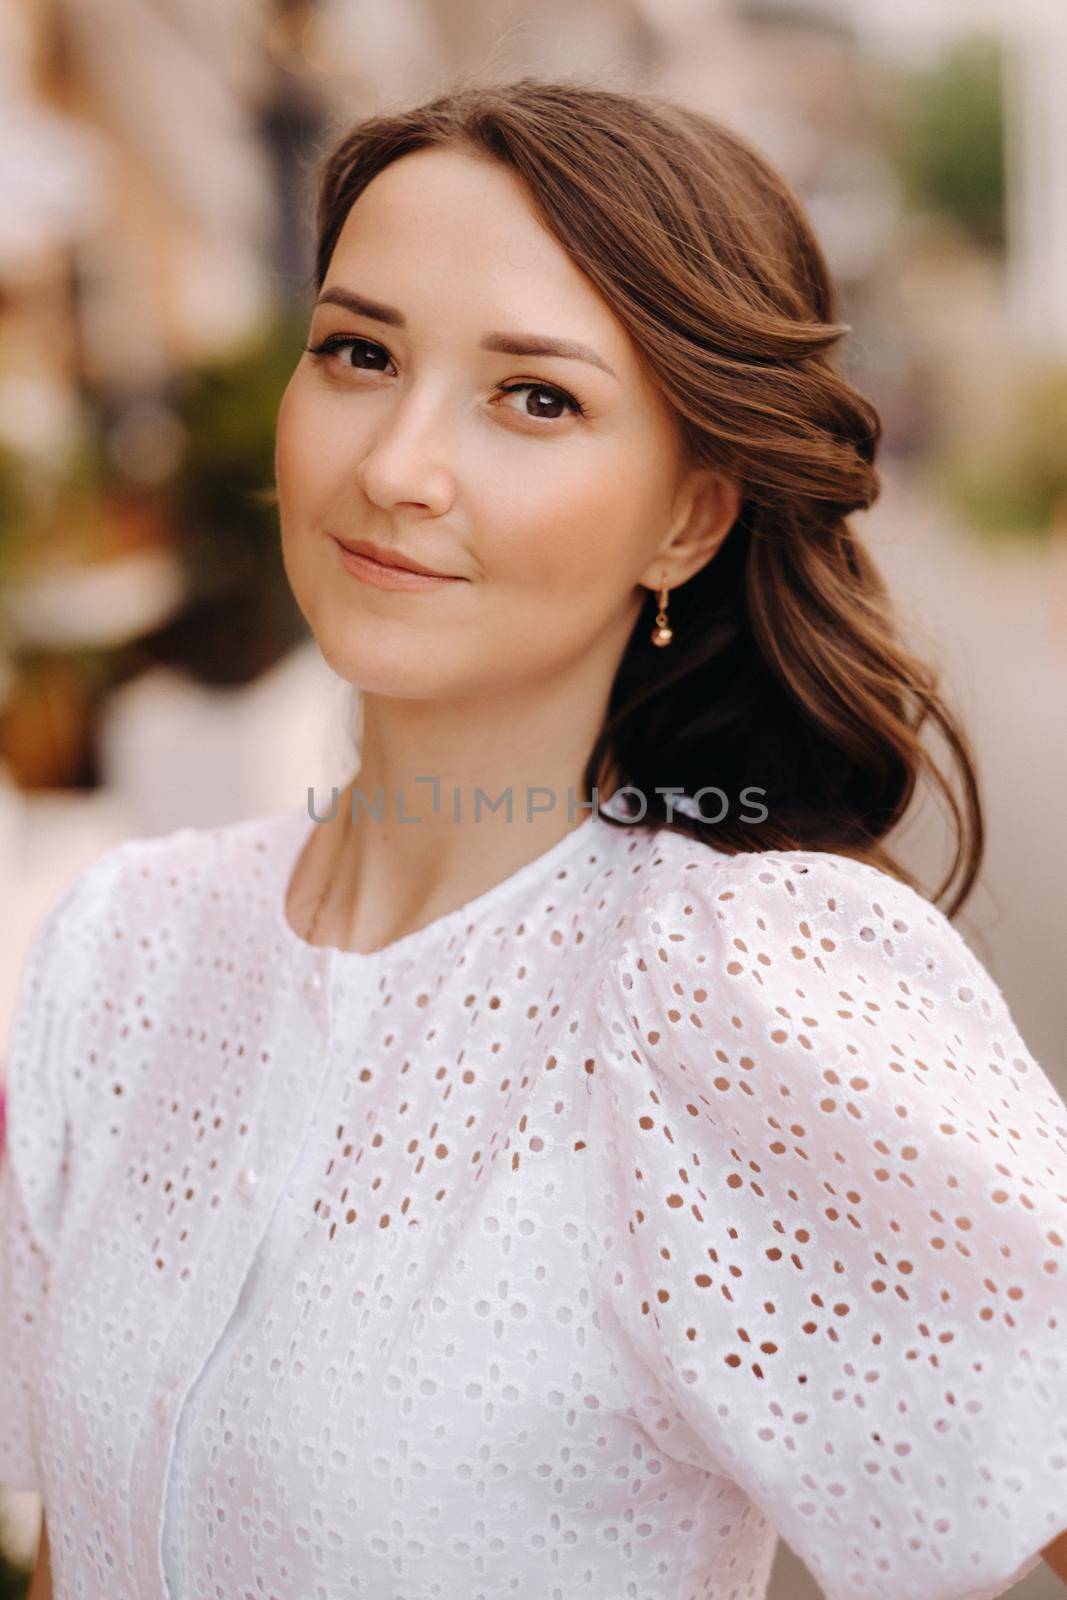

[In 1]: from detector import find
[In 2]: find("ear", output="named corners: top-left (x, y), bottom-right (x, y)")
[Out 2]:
top-left (638, 467), bottom-right (741, 590)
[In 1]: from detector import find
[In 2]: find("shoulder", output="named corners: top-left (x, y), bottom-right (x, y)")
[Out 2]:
top-left (619, 825), bottom-right (952, 952)
top-left (39, 805), bottom-right (304, 945)
top-left (70, 800), bottom-right (302, 928)
top-left (600, 827), bottom-right (1007, 1034)
top-left (593, 829), bottom-right (1065, 1144)
top-left (6, 806), bottom-right (306, 1146)
top-left (12, 805), bottom-right (306, 1056)
top-left (97, 803), bottom-right (304, 899)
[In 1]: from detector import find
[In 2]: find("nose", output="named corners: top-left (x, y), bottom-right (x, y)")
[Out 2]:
top-left (354, 387), bottom-right (456, 517)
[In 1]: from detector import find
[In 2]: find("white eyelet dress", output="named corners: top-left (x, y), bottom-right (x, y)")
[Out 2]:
top-left (1, 801), bottom-right (1065, 1600)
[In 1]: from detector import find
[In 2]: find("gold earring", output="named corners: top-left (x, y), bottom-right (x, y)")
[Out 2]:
top-left (650, 572), bottom-right (673, 647)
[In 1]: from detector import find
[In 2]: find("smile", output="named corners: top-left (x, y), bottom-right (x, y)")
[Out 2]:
top-left (330, 537), bottom-right (465, 591)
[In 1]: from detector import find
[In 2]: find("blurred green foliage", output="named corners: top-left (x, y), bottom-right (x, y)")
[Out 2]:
top-left (1, 312), bottom-right (314, 787)
top-left (889, 33), bottom-right (1007, 251)
top-left (940, 361), bottom-right (1067, 540)
top-left (168, 312), bottom-right (306, 607)
top-left (145, 311), bottom-right (311, 684)
top-left (0, 427), bottom-right (126, 580)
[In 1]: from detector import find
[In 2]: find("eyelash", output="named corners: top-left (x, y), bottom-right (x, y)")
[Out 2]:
top-left (302, 334), bottom-right (589, 420)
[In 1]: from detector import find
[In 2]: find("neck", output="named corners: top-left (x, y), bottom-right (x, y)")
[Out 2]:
top-left (314, 655), bottom-right (622, 954)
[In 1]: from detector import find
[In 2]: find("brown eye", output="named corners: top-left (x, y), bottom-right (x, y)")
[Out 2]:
top-left (496, 382), bottom-right (584, 421)
top-left (304, 336), bottom-right (393, 372)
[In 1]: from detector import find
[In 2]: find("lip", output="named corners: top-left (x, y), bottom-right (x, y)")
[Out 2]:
top-left (330, 536), bottom-right (463, 591)
top-left (332, 535), bottom-right (456, 578)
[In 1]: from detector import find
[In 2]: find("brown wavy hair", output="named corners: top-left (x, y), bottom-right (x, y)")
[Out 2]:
top-left (308, 76), bottom-right (983, 918)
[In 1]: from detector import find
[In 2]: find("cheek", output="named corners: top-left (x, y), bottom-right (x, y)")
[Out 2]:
top-left (480, 447), bottom-right (661, 600)
top-left (274, 378), bottom-right (347, 622)
top-left (276, 374), bottom-right (380, 530)
top-left (275, 376), bottom-right (329, 521)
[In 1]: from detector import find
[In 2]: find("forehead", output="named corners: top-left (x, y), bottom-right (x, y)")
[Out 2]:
top-left (324, 146), bottom-right (634, 370)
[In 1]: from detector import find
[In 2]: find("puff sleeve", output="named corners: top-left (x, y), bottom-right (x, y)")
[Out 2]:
top-left (0, 866), bottom-right (99, 1490)
top-left (587, 845), bottom-right (1067, 1600)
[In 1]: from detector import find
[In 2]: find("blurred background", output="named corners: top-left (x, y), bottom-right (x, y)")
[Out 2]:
top-left (1, 0), bottom-right (1065, 1593)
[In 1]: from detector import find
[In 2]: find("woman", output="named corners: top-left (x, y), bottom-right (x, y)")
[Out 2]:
top-left (3, 77), bottom-right (1066, 1600)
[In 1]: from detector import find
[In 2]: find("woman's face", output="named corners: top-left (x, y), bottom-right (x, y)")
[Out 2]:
top-left (275, 145), bottom-right (732, 699)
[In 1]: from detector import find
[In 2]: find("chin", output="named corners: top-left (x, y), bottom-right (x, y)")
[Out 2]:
top-left (312, 629), bottom-right (461, 701)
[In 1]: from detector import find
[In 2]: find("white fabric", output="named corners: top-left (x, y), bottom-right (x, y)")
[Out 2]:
top-left (1, 802), bottom-right (1065, 1600)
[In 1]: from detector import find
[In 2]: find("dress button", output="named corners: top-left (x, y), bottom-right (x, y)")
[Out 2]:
top-left (302, 968), bottom-right (323, 999)
top-left (237, 1164), bottom-right (259, 1199)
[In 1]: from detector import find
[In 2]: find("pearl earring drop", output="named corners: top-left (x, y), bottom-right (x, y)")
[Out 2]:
top-left (651, 572), bottom-right (673, 647)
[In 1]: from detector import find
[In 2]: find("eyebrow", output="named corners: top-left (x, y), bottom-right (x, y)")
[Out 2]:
top-left (313, 287), bottom-right (620, 381)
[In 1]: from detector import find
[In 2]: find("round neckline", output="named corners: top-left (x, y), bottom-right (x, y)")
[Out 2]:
top-left (269, 803), bottom-right (609, 970)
